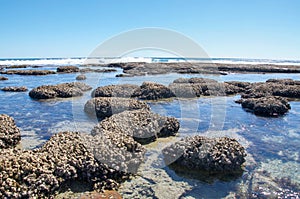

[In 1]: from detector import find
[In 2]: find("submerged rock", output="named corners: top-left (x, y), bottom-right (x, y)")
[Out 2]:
top-left (0, 76), bottom-right (8, 80)
top-left (0, 132), bottom-right (130, 198)
top-left (57, 66), bottom-right (80, 73)
top-left (0, 70), bottom-right (56, 75)
top-left (93, 109), bottom-right (180, 144)
top-left (163, 136), bottom-right (246, 173)
top-left (84, 97), bottom-right (149, 119)
top-left (1, 86), bottom-right (28, 92)
top-left (240, 96), bottom-right (291, 117)
top-left (0, 114), bottom-right (21, 149)
top-left (136, 82), bottom-right (175, 100)
top-left (76, 74), bottom-right (87, 80)
top-left (92, 84), bottom-right (140, 98)
top-left (29, 82), bottom-right (92, 99)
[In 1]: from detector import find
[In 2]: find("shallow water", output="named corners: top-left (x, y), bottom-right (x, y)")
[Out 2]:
top-left (0, 67), bottom-right (300, 198)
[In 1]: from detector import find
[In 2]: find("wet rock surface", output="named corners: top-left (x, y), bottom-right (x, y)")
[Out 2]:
top-left (84, 97), bottom-right (149, 119)
top-left (163, 136), bottom-right (247, 173)
top-left (110, 62), bottom-right (300, 76)
top-left (136, 82), bottom-right (175, 100)
top-left (79, 68), bottom-right (117, 73)
top-left (0, 114), bottom-right (21, 149)
top-left (76, 74), bottom-right (87, 80)
top-left (239, 96), bottom-right (291, 117)
top-left (57, 66), bottom-right (80, 73)
top-left (0, 76), bottom-right (8, 81)
top-left (29, 82), bottom-right (92, 99)
top-left (1, 86), bottom-right (28, 92)
top-left (92, 84), bottom-right (140, 98)
top-left (0, 131), bottom-right (130, 198)
top-left (94, 109), bottom-right (180, 144)
top-left (0, 69), bottom-right (56, 75)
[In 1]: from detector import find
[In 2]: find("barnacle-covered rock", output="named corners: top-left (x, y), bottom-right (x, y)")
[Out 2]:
top-left (0, 70), bottom-right (56, 75)
top-left (136, 82), bottom-right (175, 100)
top-left (1, 86), bottom-right (28, 92)
top-left (84, 97), bottom-right (149, 119)
top-left (93, 109), bottom-right (180, 144)
top-left (92, 84), bottom-right (140, 98)
top-left (29, 82), bottom-right (92, 99)
top-left (240, 96), bottom-right (291, 117)
top-left (0, 131), bottom-right (131, 198)
top-left (57, 66), bottom-right (80, 73)
top-left (163, 136), bottom-right (246, 173)
top-left (0, 114), bottom-right (21, 149)
top-left (76, 74), bottom-right (87, 80)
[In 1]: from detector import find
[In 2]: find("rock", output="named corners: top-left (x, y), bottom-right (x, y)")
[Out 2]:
top-left (79, 68), bottom-right (117, 73)
top-left (0, 132), bottom-right (130, 198)
top-left (0, 70), bottom-right (56, 75)
top-left (76, 74), bottom-right (87, 80)
top-left (1, 86), bottom-right (28, 92)
top-left (29, 82), bottom-right (92, 99)
top-left (136, 82), bottom-right (175, 100)
top-left (92, 84), bottom-right (140, 98)
top-left (173, 77), bottom-right (218, 84)
top-left (0, 114), bottom-right (21, 149)
top-left (84, 97), bottom-right (149, 119)
top-left (240, 96), bottom-right (291, 117)
top-left (0, 76), bottom-right (8, 81)
top-left (80, 191), bottom-right (122, 199)
top-left (94, 109), bottom-right (180, 144)
top-left (266, 78), bottom-right (300, 85)
top-left (163, 136), bottom-right (247, 173)
top-left (57, 66), bottom-right (80, 73)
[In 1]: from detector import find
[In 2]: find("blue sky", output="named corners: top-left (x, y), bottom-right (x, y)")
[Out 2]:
top-left (0, 0), bottom-right (299, 59)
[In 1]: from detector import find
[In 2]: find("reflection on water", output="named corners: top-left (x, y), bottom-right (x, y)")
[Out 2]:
top-left (0, 69), bottom-right (299, 198)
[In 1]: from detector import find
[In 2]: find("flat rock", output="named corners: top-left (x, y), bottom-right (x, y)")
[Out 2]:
top-left (93, 109), bottom-right (180, 144)
top-left (0, 76), bottom-right (8, 80)
top-left (84, 97), bottom-right (149, 119)
top-left (92, 84), bottom-right (140, 98)
top-left (0, 69), bottom-right (56, 75)
top-left (79, 68), bottom-right (117, 73)
top-left (57, 66), bottom-right (80, 73)
top-left (1, 86), bottom-right (28, 92)
top-left (29, 82), bottom-right (92, 99)
top-left (0, 114), bottom-right (21, 149)
top-left (163, 136), bottom-right (246, 173)
top-left (240, 96), bottom-right (291, 117)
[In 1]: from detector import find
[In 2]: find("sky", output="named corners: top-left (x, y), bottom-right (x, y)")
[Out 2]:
top-left (0, 0), bottom-right (299, 59)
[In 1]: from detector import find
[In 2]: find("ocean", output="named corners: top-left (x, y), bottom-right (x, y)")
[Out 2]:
top-left (0, 57), bottom-right (299, 198)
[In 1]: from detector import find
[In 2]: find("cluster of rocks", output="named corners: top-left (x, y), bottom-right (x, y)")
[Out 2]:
top-left (0, 70), bottom-right (56, 76)
top-left (0, 114), bottom-right (21, 149)
top-left (235, 78), bottom-right (300, 116)
top-left (0, 76), bottom-right (8, 81)
top-left (29, 82), bottom-right (92, 99)
top-left (1, 86), bottom-right (28, 92)
top-left (92, 84), bottom-right (140, 98)
top-left (163, 136), bottom-right (247, 173)
top-left (57, 66), bottom-right (80, 73)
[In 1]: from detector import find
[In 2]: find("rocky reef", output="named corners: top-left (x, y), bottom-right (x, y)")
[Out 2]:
top-left (237, 96), bottom-right (291, 117)
top-left (57, 66), bottom-right (79, 73)
top-left (1, 86), bottom-right (28, 92)
top-left (0, 131), bottom-right (130, 198)
top-left (29, 82), bottom-right (92, 99)
top-left (93, 109), bottom-right (180, 144)
top-left (163, 136), bottom-right (247, 173)
top-left (0, 70), bottom-right (56, 75)
top-left (92, 84), bottom-right (140, 98)
top-left (84, 97), bottom-right (149, 119)
top-left (0, 114), bottom-right (21, 149)
top-left (136, 82), bottom-right (176, 100)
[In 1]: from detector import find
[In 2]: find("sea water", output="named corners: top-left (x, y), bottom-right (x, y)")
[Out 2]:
top-left (0, 57), bottom-right (299, 198)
